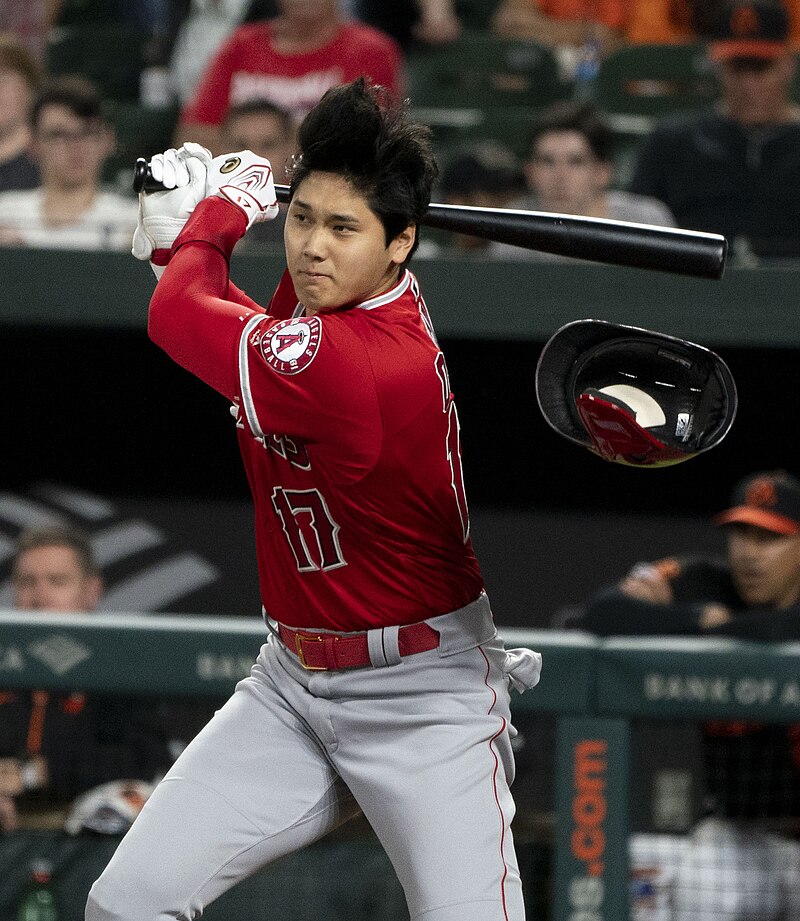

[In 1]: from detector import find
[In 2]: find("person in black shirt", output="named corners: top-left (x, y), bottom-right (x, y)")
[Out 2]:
top-left (576, 469), bottom-right (800, 821)
top-left (0, 525), bottom-right (181, 833)
top-left (630, 0), bottom-right (800, 262)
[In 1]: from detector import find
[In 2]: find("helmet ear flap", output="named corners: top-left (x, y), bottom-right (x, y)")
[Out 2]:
top-left (536, 320), bottom-right (738, 467)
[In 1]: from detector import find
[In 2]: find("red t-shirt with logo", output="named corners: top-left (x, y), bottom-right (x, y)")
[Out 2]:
top-left (148, 197), bottom-right (484, 631)
top-left (181, 20), bottom-right (404, 126)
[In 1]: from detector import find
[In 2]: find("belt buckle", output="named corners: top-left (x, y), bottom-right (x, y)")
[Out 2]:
top-left (295, 633), bottom-right (336, 670)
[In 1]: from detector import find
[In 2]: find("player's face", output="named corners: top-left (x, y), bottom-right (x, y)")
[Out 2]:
top-left (33, 104), bottom-right (113, 191)
top-left (284, 171), bottom-right (415, 314)
top-left (12, 545), bottom-right (101, 612)
top-left (725, 523), bottom-right (800, 608)
top-left (526, 131), bottom-right (613, 216)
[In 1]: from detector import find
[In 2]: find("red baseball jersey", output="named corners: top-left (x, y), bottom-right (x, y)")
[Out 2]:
top-left (150, 198), bottom-right (484, 632)
top-left (181, 21), bottom-right (404, 126)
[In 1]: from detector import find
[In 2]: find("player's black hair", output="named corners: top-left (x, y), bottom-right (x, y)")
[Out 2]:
top-left (528, 100), bottom-right (614, 163)
top-left (288, 78), bottom-right (438, 265)
top-left (31, 75), bottom-right (107, 129)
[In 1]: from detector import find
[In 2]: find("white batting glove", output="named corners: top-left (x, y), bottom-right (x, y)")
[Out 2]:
top-left (131, 142), bottom-right (213, 263)
top-left (207, 150), bottom-right (279, 231)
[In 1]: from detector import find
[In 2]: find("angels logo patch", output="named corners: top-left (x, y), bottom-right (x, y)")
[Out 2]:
top-left (261, 317), bottom-right (322, 375)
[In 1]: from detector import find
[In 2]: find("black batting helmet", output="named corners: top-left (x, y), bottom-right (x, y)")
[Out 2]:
top-left (535, 320), bottom-right (737, 467)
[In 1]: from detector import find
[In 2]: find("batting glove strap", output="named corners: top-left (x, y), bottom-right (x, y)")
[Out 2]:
top-left (217, 185), bottom-right (279, 229)
top-left (207, 151), bottom-right (279, 232)
top-left (132, 215), bottom-right (187, 261)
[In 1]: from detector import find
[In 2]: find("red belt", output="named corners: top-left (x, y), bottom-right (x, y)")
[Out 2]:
top-left (278, 622), bottom-right (440, 671)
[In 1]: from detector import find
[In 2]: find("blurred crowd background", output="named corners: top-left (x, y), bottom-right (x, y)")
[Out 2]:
top-left (3, 0), bottom-right (800, 262)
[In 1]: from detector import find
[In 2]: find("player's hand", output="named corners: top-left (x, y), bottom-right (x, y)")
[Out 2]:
top-left (207, 150), bottom-right (279, 231)
top-left (131, 142), bottom-right (212, 262)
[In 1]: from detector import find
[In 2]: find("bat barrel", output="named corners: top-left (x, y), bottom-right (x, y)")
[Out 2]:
top-left (421, 204), bottom-right (727, 280)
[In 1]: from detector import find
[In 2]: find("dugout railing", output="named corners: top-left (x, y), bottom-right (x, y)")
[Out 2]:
top-left (2, 611), bottom-right (800, 921)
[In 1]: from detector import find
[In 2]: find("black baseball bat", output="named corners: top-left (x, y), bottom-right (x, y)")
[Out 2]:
top-left (133, 158), bottom-right (727, 279)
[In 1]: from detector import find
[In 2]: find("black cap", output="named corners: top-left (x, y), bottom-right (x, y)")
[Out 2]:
top-left (709, 1), bottom-right (790, 61)
top-left (715, 470), bottom-right (800, 534)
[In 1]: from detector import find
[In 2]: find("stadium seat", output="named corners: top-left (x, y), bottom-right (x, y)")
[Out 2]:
top-left (57, 0), bottom-right (122, 25)
top-left (455, 0), bottom-right (500, 30)
top-left (408, 32), bottom-right (566, 114)
top-left (589, 43), bottom-right (719, 125)
top-left (103, 102), bottom-right (180, 190)
top-left (46, 24), bottom-right (149, 101)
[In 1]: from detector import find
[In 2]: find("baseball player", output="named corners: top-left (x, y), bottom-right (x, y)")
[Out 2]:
top-left (86, 79), bottom-right (541, 921)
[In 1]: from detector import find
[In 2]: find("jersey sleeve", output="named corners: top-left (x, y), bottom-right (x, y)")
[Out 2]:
top-left (238, 310), bottom-right (383, 482)
top-left (148, 196), bottom-right (264, 399)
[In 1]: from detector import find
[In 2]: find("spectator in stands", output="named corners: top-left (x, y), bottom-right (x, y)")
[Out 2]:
top-left (420, 141), bottom-right (525, 256)
top-left (572, 469), bottom-right (800, 917)
top-left (0, 525), bottom-right (103, 832)
top-left (0, 36), bottom-right (41, 193)
top-left (175, 0), bottom-right (404, 154)
top-left (0, 525), bottom-right (204, 833)
top-left (629, 0), bottom-right (800, 261)
top-left (575, 469), bottom-right (800, 639)
top-left (168, 0), bottom-right (253, 105)
top-left (219, 98), bottom-right (296, 249)
top-left (352, 0), bottom-right (462, 51)
top-left (0, 1), bottom-right (64, 63)
top-left (572, 469), bottom-right (800, 818)
top-left (627, 0), bottom-right (800, 47)
top-left (0, 76), bottom-right (138, 250)
top-left (220, 97), bottom-right (296, 180)
top-left (491, 100), bottom-right (674, 259)
top-left (490, 0), bottom-right (629, 67)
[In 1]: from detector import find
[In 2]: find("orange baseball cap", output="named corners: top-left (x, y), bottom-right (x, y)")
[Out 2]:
top-left (709, 0), bottom-right (790, 61)
top-left (715, 470), bottom-right (800, 534)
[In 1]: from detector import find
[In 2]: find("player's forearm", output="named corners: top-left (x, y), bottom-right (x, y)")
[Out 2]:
top-left (149, 198), bottom-right (259, 399)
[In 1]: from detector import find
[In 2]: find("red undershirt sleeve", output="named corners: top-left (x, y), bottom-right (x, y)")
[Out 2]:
top-left (148, 196), bottom-right (270, 400)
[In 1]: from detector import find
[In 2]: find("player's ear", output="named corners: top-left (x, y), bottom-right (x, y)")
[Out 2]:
top-left (389, 224), bottom-right (415, 265)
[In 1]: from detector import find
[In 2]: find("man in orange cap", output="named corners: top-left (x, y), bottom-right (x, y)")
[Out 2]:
top-left (574, 470), bottom-right (800, 638)
top-left (630, 1), bottom-right (800, 261)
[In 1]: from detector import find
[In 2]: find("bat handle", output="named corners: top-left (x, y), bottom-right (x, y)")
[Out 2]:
top-left (133, 157), bottom-right (165, 194)
top-left (133, 157), bottom-right (293, 204)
